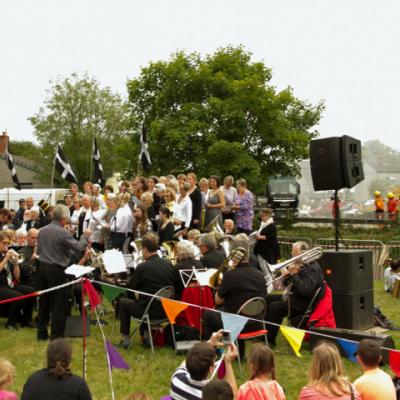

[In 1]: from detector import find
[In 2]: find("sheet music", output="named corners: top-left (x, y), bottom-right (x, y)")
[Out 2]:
top-left (123, 254), bottom-right (136, 269)
top-left (194, 268), bottom-right (217, 286)
top-left (65, 265), bottom-right (95, 278)
top-left (102, 249), bottom-right (128, 274)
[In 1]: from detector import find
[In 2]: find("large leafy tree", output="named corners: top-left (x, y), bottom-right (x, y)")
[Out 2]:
top-left (127, 46), bottom-right (324, 190)
top-left (29, 73), bottom-right (135, 185)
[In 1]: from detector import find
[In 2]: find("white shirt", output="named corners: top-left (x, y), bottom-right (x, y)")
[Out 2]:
top-left (173, 195), bottom-right (192, 229)
top-left (94, 194), bottom-right (106, 209)
top-left (111, 204), bottom-right (134, 233)
top-left (89, 209), bottom-right (107, 243)
top-left (220, 185), bottom-right (237, 212)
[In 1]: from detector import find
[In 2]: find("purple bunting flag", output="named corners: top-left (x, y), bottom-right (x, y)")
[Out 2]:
top-left (105, 340), bottom-right (130, 370)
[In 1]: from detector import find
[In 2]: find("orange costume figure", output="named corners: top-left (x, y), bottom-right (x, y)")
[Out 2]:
top-left (387, 193), bottom-right (397, 213)
top-left (374, 191), bottom-right (385, 220)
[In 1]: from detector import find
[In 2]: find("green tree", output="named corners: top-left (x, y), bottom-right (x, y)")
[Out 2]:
top-left (127, 46), bottom-right (324, 189)
top-left (29, 73), bottom-right (135, 185)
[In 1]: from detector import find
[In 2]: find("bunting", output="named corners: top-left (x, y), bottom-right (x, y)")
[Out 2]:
top-left (139, 123), bottom-right (151, 171)
top-left (83, 279), bottom-right (101, 309)
top-left (337, 339), bottom-right (358, 363)
top-left (161, 298), bottom-right (188, 324)
top-left (221, 312), bottom-right (248, 342)
top-left (102, 285), bottom-right (126, 303)
top-left (390, 350), bottom-right (400, 377)
top-left (280, 326), bottom-right (305, 357)
top-left (105, 341), bottom-right (130, 370)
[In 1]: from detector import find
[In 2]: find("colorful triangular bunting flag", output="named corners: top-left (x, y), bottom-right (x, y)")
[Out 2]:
top-left (161, 298), bottom-right (188, 324)
top-left (103, 285), bottom-right (126, 303)
top-left (105, 341), bottom-right (129, 370)
top-left (280, 325), bottom-right (305, 357)
top-left (83, 279), bottom-right (101, 309)
top-left (221, 312), bottom-right (248, 342)
top-left (390, 350), bottom-right (400, 377)
top-left (337, 338), bottom-right (358, 362)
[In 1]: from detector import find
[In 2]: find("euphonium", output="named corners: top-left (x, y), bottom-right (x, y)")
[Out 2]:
top-left (161, 241), bottom-right (178, 265)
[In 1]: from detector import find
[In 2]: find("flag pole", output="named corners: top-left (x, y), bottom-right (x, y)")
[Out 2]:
top-left (49, 146), bottom-right (56, 204)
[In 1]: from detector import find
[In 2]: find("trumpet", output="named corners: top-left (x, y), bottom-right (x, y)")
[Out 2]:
top-left (7, 249), bottom-right (25, 264)
top-left (264, 247), bottom-right (323, 285)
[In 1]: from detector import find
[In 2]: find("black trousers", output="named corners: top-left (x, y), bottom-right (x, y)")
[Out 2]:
top-left (265, 294), bottom-right (308, 344)
top-left (37, 263), bottom-right (68, 340)
top-left (119, 297), bottom-right (165, 336)
top-left (0, 284), bottom-right (35, 326)
top-left (110, 232), bottom-right (128, 251)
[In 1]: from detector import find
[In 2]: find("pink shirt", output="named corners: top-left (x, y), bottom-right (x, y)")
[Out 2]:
top-left (299, 384), bottom-right (361, 400)
top-left (0, 390), bottom-right (17, 400)
top-left (238, 378), bottom-right (286, 400)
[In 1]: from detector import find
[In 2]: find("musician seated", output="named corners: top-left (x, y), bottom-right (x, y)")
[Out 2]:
top-left (203, 234), bottom-right (267, 358)
top-left (223, 219), bottom-right (237, 236)
top-left (265, 241), bottom-right (324, 347)
top-left (118, 233), bottom-right (179, 349)
top-left (174, 241), bottom-right (203, 299)
top-left (0, 231), bottom-right (36, 329)
top-left (198, 234), bottom-right (225, 269)
top-left (18, 229), bottom-right (40, 289)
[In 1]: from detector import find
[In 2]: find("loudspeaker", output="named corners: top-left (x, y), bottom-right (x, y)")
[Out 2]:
top-left (333, 289), bottom-right (374, 330)
top-left (64, 316), bottom-right (91, 337)
top-left (310, 327), bottom-right (395, 364)
top-left (310, 135), bottom-right (364, 190)
top-left (320, 250), bottom-right (373, 294)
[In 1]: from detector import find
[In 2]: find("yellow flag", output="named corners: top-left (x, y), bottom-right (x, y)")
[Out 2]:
top-left (280, 325), bottom-right (305, 357)
top-left (161, 298), bottom-right (188, 324)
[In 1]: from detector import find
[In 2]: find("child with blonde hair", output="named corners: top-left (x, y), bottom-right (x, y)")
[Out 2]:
top-left (0, 359), bottom-right (17, 400)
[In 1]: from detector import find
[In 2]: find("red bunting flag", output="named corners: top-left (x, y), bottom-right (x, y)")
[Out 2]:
top-left (83, 279), bottom-right (101, 309)
top-left (389, 350), bottom-right (400, 377)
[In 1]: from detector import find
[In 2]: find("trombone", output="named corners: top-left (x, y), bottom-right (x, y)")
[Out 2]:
top-left (262, 247), bottom-right (323, 286)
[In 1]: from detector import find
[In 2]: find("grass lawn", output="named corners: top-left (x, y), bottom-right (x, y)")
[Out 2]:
top-left (0, 279), bottom-right (399, 400)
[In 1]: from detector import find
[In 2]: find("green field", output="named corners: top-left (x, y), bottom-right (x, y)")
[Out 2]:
top-left (0, 279), bottom-right (399, 400)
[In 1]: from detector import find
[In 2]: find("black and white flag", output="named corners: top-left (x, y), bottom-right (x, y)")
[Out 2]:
top-left (92, 138), bottom-right (104, 184)
top-left (54, 145), bottom-right (78, 184)
top-left (5, 149), bottom-right (21, 190)
top-left (139, 124), bottom-right (151, 172)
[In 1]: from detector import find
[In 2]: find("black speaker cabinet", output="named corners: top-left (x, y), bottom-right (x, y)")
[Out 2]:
top-left (310, 327), bottom-right (395, 364)
top-left (333, 289), bottom-right (374, 330)
top-left (64, 316), bottom-right (91, 337)
top-left (310, 135), bottom-right (364, 190)
top-left (320, 250), bottom-right (373, 294)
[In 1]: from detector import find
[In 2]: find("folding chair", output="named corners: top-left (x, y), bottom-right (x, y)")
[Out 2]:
top-left (130, 286), bottom-right (176, 352)
top-left (288, 286), bottom-right (322, 329)
top-left (235, 297), bottom-right (268, 369)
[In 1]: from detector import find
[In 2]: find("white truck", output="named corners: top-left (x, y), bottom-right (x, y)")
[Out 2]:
top-left (0, 188), bottom-right (68, 210)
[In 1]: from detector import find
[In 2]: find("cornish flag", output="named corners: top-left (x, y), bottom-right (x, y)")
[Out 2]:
top-left (54, 145), bottom-right (78, 184)
top-left (5, 149), bottom-right (21, 190)
top-left (92, 138), bottom-right (104, 184)
top-left (139, 124), bottom-right (151, 172)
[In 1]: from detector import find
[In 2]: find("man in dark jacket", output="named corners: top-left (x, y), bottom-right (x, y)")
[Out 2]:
top-left (265, 241), bottom-right (324, 346)
top-left (118, 232), bottom-right (179, 349)
top-left (199, 233), bottom-right (225, 269)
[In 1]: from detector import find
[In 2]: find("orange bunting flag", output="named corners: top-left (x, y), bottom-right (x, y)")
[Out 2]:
top-left (389, 350), bottom-right (400, 377)
top-left (280, 325), bottom-right (305, 357)
top-left (161, 298), bottom-right (188, 324)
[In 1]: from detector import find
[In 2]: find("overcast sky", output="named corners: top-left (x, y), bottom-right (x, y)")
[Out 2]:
top-left (1, 0), bottom-right (399, 149)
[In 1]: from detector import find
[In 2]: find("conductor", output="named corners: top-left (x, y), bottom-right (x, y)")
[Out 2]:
top-left (37, 204), bottom-right (91, 341)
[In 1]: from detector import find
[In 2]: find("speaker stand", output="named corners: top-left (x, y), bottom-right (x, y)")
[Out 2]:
top-left (334, 190), bottom-right (340, 251)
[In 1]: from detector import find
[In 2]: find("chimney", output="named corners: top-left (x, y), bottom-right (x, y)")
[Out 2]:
top-left (0, 131), bottom-right (9, 155)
